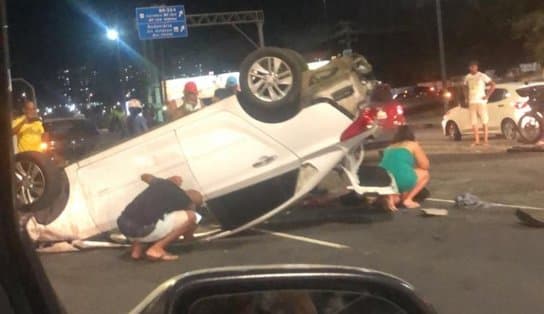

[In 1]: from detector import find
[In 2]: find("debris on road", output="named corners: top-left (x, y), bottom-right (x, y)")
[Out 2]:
top-left (72, 240), bottom-right (130, 250)
top-left (454, 193), bottom-right (491, 209)
top-left (421, 208), bottom-right (448, 216)
top-left (515, 209), bottom-right (544, 228)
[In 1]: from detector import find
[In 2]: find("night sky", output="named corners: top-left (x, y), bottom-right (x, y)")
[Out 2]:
top-left (5, 0), bottom-right (540, 105)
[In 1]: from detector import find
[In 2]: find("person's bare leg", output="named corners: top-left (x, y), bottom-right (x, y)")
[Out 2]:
top-left (402, 169), bottom-right (430, 208)
top-left (146, 211), bottom-right (197, 261)
top-left (472, 125), bottom-right (480, 146)
top-left (130, 241), bottom-right (145, 260)
top-left (182, 221), bottom-right (198, 242)
top-left (386, 195), bottom-right (399, 212)
top-left (483, 124), bottom-right (489, 145)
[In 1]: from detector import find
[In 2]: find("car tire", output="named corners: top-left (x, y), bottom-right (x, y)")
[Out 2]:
top-left (517, 113), bottom-right (542, 144)
top-left (501, 118), bottom-right (518, 140)
top-left (14, 151), bottom-right (61, 213)
top-left (239, 47), bottom-right (305, 123)
top-left (284, 49), bottom-right (309, 71)
top-left (446, 121), bottom-right (462, 141)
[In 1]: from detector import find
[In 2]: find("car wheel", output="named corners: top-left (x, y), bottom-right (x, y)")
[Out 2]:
top-left (446, 121), bottom-right (462, 141)
top-left (239, 47), bottom-right (305, 123)
top-left (518, 113), bottom-right (543, 144)
top-left (501, 118), bottom-right (518, 140)
top-left (14, 151), bottom-right (61, 213)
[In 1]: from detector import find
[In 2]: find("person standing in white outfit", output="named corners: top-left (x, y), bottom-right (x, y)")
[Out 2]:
top-left (464, 60), bottom-right (496, 146)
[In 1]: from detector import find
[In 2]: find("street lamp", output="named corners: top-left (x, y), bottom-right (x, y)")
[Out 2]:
top-left (106, 28), bottom-right (119, 41)
top-left (106, 27), bottom-right (123, 105)
top-left (434, 0), bottom-right (448, 113)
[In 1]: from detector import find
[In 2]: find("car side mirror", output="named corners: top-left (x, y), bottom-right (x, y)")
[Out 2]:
top-left (133, 265), bottom-right (436, 314)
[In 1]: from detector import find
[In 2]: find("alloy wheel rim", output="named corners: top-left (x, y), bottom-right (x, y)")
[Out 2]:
top-left (248, 56), bottom-right (293, 102)
top-left (14, 160), bottom-right (45, 205)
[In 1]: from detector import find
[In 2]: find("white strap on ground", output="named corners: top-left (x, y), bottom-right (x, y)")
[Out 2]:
top-left (253, 228), bottom-right (350, 249)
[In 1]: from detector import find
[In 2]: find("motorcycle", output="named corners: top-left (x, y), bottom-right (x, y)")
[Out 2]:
top-left (517, 94), bottom-right (544, 144)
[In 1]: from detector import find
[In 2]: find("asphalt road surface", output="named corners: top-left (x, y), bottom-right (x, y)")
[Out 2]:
top-left (40, 128), bottom-right (544, 314)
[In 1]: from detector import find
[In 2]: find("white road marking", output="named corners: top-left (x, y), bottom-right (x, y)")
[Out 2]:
top-left (428, 197), bottom-right (544, 211)
top-left (253, 228), bottom-right (350, 249)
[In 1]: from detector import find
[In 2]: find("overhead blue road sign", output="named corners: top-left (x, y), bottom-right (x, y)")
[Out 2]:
top-left (136, 5), bottom-right (188, 40)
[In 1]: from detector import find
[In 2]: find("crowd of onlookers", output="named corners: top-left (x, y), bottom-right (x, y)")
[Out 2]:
top-left (111, 75), bottom-right (240, 139)
top-left (10, 76), bottom-right (240, 159)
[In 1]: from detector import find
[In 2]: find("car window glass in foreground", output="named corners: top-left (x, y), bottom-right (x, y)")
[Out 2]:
top-left (189, 290), bottom-right (406, 314)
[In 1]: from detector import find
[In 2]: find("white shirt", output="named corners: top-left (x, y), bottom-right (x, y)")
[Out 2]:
top-left (175, 98), bottom-right (202, 112)
top-left (464, 72), bottom-right (492, 104)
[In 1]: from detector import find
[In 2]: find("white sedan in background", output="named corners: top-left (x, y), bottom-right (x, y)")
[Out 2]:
top-left (21, 48), bottom-right (397, 243)
top-left (442, 82), bottom-right (544, 141)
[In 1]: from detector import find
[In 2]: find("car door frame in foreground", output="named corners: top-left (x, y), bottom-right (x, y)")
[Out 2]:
top-left (132, 265), bottom-right (436, 314)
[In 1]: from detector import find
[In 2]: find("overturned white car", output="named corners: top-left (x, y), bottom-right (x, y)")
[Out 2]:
top-left (18, 48), bottom-right (398, 242)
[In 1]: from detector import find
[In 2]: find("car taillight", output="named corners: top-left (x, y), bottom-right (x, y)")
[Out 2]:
top-left (40, 140), bottom-right (56, 152)
top-left (340, 108), bottom-right (375, 142)
top-left (39, 142), bottom-right (48, 151)
top-left (514, 101), bottom-right (529, 109)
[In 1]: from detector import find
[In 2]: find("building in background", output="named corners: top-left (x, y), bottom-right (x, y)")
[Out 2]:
top-left (57, 68), bottom-right (74, 104)
top-left (119, 64), bottom-right (148, 102)
top-left (56, 66), bottom-right (98, 105)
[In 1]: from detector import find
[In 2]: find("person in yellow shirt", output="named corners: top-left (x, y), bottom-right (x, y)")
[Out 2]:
top-left (12, 101), bottom-right (44, 152)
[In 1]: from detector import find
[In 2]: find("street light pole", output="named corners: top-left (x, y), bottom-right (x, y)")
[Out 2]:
top-left (435, 0), bottom-right (448, 113)
top-left (12, 78), bottom-right (37, 106)
top-left (107, 27), bottom-right (123, 107)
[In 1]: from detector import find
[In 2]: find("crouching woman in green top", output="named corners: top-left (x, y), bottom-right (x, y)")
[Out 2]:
top-left (379, 125), bottom-right (430, 211)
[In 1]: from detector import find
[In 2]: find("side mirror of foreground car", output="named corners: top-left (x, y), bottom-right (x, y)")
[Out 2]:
top-left (131, 265), bottom-right (436, 314)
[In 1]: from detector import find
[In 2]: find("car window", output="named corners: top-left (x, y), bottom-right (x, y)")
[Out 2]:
top-left (487, 88), bottom-right (508, 103)
top-left (44, 120), bottom-right (76, 136)
top-left (74, 119), bottom-right (100, 135)
top-left (516, 86), bottom-right (544, 101)
top-left (370, 85), bottom-right (393, 103)
top-left (45, 120), bottom-right (98, 137)
top-left (394, 90), bottom-right (413, 99)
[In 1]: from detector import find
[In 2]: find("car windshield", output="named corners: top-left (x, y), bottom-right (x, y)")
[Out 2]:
top-left (5, 1), bottom-right (544, 314)
top-left (516, 85), bottom-right (544, 101)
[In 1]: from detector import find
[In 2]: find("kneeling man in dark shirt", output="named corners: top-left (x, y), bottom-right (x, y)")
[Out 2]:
top-left (117, 174), bottom-right (203, 261)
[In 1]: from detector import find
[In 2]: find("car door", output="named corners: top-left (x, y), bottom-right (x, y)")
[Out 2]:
top-left (450, 86), bottom-right (471, 132)
top-left (75, 129), bottom-right (201, 232)
top-left (486, 88), bottom-right (508, 131)
top-left (175, 111), bottom-right (300, 200)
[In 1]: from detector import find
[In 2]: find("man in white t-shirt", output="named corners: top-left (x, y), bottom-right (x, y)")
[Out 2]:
top-left (464, 60), bottom-right (496, 146)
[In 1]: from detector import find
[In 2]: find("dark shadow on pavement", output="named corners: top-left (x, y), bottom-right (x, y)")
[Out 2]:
top-left (259, 205), bottom-right (394, 232)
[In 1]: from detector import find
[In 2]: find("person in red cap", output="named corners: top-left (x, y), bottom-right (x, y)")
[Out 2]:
top-left (166, 81), bottom-right (202, 122)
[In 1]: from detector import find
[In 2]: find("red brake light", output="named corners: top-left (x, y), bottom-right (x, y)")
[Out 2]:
top-left (514, 101), bottom-right (528, 109)
top-left (340, 108), bottom-right (375, 142)
top-left (39, 142), bottom-right (48, 151)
